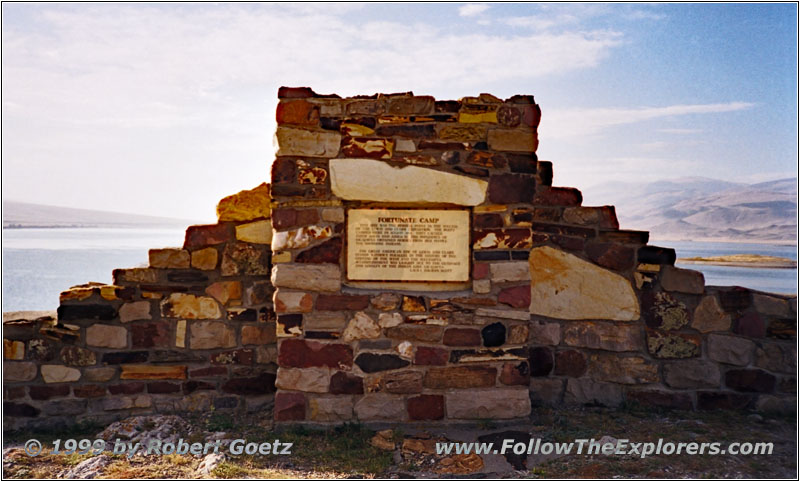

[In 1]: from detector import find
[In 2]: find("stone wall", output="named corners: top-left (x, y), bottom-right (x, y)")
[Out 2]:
top-left (3, 185), bottom-right (278, 430)
top-left (3, 87), bottom-right (796, 430)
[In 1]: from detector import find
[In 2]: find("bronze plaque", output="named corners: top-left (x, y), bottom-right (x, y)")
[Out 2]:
top-left (346, 209), bottom-right (470, 282)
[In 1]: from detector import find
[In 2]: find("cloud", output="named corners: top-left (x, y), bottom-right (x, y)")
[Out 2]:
top-left (1, 4), bottom-right (625, 218)
top-left (541, 102), bottom-right (755, 139)
top-left (458, 4), bottom-right (490, 17)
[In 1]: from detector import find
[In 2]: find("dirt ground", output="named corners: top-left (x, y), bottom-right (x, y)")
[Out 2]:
top-left (3, 405), bottom-right (796, 479)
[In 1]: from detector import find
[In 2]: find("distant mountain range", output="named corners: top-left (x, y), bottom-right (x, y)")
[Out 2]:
top-left (2, 201), bottom-right (199, 229)
top-left (583, 177), bottom-right (797, 244)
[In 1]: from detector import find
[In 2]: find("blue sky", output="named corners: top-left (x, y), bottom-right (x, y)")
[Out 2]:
top-left (2, 2), bottom-right (796, 221)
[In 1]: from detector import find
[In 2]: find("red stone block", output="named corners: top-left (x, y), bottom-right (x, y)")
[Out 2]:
top-left (316, 294), bottom-right (370, 311)
top-left (554, 350), bottom-right (587, 377)
top-left (296, 238), bottom-right (342, 264)
top-left (474, 213), bottom-right (504, 229)
top-left (108, 382), bottom-right (145, 395)
top-left (274, 392), bottom-right (306, 421)
top-left (184, 224), bottom-right (232, 249)
top-left (472, 263), bottom-right (490, 280)
top-left (533, 187), bottom-right (582, 207)
top-left (407, 394), bottom-right (445, 420)
top-left (736, 312), bottom-right (766, 338)
top-left (528, 347), bottom-right (553, 377)
top-left (73, 385), bottom-right (107, 398)
top-left (272, 209), bottom-right (297, 230)
top-left (520, 104), bottom-right (542, 128)
top-left (131, 322), bottom-right (170, 349)
top-left (697, 391), bottom-right (754, 410)
top-left (221, 372), bottom-right (276, 395)
top-left (725, 369), bottom-right (776, 393)
top-left (278, 339), bottom-right (353, 368)
top-left (413, 346), bottom-right (449, 366)
top-left (276, 100), bottom-right (319, 126)
top-left (585, 243), bottom-right (635, 272)
top-left (190, 366), bottom-right (228, 378)
top-left (498, 285), bottom-right (532, 309)
top-left (443, 328), bottom-right (482, 346)
top-left (183, 380), bottom-right (215, 394)
top-left (277, 86), bottom-right (317, 99)
top-left (5, 386), bottom-right (26, 399)
top-left (147, 382), bottom-right (181, 394)
top-left (488, 174), bottom-right (536, 204)
top-left (499, 362), bottom-right (530, 385)
top-left (329, 371), bottom-right (364, 394)
top-left (271, 158), bottom-right (297, 184)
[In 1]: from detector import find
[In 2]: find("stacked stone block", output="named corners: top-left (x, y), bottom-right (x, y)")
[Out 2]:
top-left (3, 87), bottom-right (795, 430)
top-left (3, 184), bottom-right (278, 430)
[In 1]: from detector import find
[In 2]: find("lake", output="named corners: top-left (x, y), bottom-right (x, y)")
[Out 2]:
top-left (1, 228), bottom-right (797, 311)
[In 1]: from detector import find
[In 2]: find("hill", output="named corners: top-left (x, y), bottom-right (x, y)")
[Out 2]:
top-left (582, 177), bottom-right (797, 243)
top-left (2, 201), bottom-right (199, 229)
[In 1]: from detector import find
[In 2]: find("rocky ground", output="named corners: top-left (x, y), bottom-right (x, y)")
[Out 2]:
top-left (3, 406), bottom-right (796, 479)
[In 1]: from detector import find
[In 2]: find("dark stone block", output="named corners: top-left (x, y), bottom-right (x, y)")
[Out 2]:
top-left (506, 153), bottom-right (537, 173)
top-left (696, 391), bottom-right (754, 410)
top-left (467, 151), bottom-right (507, 168)
top-left (554, 350), bottom-right (587, 377)
top-left (435, 100), bottom-right (461, 112)
top-left (109, 383), bottom-right (145, 395)
top-left (221, 372), bottom-right (276, 395)
top-left (407, 394), bottom-right (445, 421)
top-left (531, 222), bottom-right (596, 239)
top-left (74, 385), bottom-right (107, 398)
top-left (533, 186), bottom-right (581, 206)
top-left (166, 271), bottom-right (209, 283)
top-left (511, 251), bottom-right (530, 260)
top-left (271, 158), bottom-right (297, 184)
top-left (131, 322), bottom-right (170, 349)
top-left (488, 174), bottom-right (536, 204)
top-left (189, 366), bottom-right (228, 378)
top-left (354, 353), bottom-right (411, 373)
top-left (315, 294), bottom-right (370, 311)
top-left (295, 238), bottom-right (342, 264)
top-left (305, 331), bottom-right (340, 340)
top-left (637, 245), bottom-right (676, 265)
top-left (528, 347), bottom-right (554, 377)
top-left (229, 308), bottom-right (259, 322)
top-left (150, 351), bottom-right (205, 363)
top-left (474, 213), bottom-right (504, 229)
top-left (767, 319), bottom-right (795, 339)
top-left (4, 402), bottom-right (40, 417)
top-left (474, 251), bottom-right (509, 261)
top-left (497, 105), bottom-right (521, 127)
top-left (29, 385), bottom-right (70, 400)
top-left (330, 371), bottom-right (364, 394)
top-left (147, 382), bottom-right (181, 394)
top-left (102, 351), bottom-right (149, 364)
top-left (537, 161), bottom-right (553, 186)
top-left (477, 431), bottom-right (530, 469)
top-left (443, 328), bottom-right (482, 346)
top-left (736, 312), bottom-right (766, 338)
top-left (278, 86), bottom-right (317, 98)
top-left (586, 243), bottom-right (635, 271)
top-left (481, 322), bottom-right (506, 347)
top-left (343, 116), bottom-right (377, 128)
top-left (454, 165), bottom-right (489, 177)
top-left (441, 150), bottom-right (461, 165)
top-left (183, 380), bottom-right (216, 394)
top-left (725, 369), bottom-right (776, 393)
top-left (417, 140), bottom-right (467, 150)
top-left (597, 229), bottom-right (649, 245)
top-left (57, 304), bottom-right (116, 321)
top-left (719, 287), bottom-right (753, 312)
top-left (319, 117), bottom-right (342, 131)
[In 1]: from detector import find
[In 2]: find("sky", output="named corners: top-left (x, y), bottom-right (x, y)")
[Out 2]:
top-left (2, 2), bottom-right (797, 222)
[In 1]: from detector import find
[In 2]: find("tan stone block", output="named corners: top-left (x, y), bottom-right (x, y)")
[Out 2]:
top-left (235, 220), bottom-right (273, 244)
top-left (394, 139), bottom-right (416, 152)
top-left (256, 345), bottom-right (278, 364)
top-left (663, 360), bottom-right (720, 389)
top-left (355, 394), bottom-right (407, 421)
top-left (329, 158), bottom-right (487, 206)
top-left (175, 319), bottom-right (186, 348)
top-left (660, 266), bottom-right (705, 295)
top-left (190, 321), bottom-right (236, 349)
top-left (191, 247), bottom-right (218, 270)
top-left (120, 364), bottom-right (187, 380)
top-left (242, 325), bottom-right (277, 345)
top-left (103, 395), bottom-right (151, 411)
top-left (85, 366), bottom-right (116, 382)
top-left (304, 312), bottom-right (347, 330)
top-left (119, 301), bottom-right (152, 323)
top-left (100, 285), bottom-right (119, 300)
top-left (274, 290), bottom-right (313, 313)
top-left (508, 325), bottom-right (529, 345)
top-left (475, 308), bottom-right (530, 321)
top-left (271, 264), bottom-right (341, 292)
top-left (753, 294), bottom-right (791, 317)
top-left (489, 262), bottom-right (530, 282)
top-left (473, 279), bottom-right (491, 294)
top-left (530, 321), bottom-right (561, 345)
top-left (205, 281), bottom-right (242, 306)
top-left (271, 251), bottom-right (292, 263)
top-left (41, 364), bottom-right (81, 383)
top-left (438, 124), bottom-right (486, 141)
top-left (564, 379), bottom-right (622, 407)
top-left (275, 126), bottom-right (341, 157)
top-left (116, 268), bottom-right (158, 283)
top-left (3, 362), bottom-right (37, 382)
top-left (446, 388), bottom-right (530, 419)
top-left (487, 128), bottom-right (538, 152)
top-left (86, 324), bottom-right (127, 348)
top-left (4, 339), bottom-right (24, 360)
top-left (378, 312), bottom-right (403, 329)
top-left (309, 396), bottom-right (354, 422)
top-left (321, 207), bottom-right (345, 223)
top-left (529, 246), bottom-right (639, 321)
top-left (562, 321), bottom-right (642, 352)
top-left (149, 248), bottom-right (190, 269)
top-left (161, 293), bottom-right (222, 319)
top-left (708, 334), bottom-right (755, 366)
top-left (692, 295), bottom-right (731, 333)
top-left (276, 367), bottom-right (330, 392)
top-left (342, 312), bottom-right (381, 342)
top-left (216, 182), bottom-right (271, 222)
